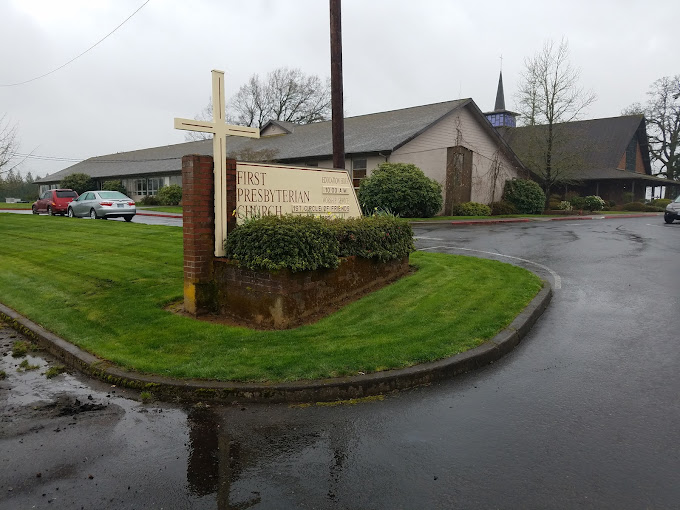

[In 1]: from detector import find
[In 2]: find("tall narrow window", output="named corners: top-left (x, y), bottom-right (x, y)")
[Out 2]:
top-left (135, 179), bottom-right (147, 196)
top-left (352, 158), bottom-right (367, 189)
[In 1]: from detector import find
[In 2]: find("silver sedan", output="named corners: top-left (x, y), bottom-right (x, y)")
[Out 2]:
top-left (67, 190), bottom-right (136, 221)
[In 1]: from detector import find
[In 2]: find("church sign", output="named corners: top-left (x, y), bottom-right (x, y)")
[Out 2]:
top-left (175, 70), bottom-right (362, 256)
top-left (235, 162), bottom-right (361, 222)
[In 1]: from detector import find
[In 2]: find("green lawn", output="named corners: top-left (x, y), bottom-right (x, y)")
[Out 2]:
top-left (0, 214), bottom-right (543, 382)
top-left (0, 203), bottom-right (32, 209)
top-left (137, 206), bottom-right (183, 214)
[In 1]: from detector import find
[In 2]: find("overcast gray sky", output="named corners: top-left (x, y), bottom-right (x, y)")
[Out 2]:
top-left (1, 0), bottom-right (678, 179)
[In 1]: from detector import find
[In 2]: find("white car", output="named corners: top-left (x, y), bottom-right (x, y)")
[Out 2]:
top-left (664, 196), bottom-right (680, 224)
top-left (67, 190), bottom-right (136, 222)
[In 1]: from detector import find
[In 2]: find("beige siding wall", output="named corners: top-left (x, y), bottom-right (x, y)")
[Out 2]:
top-left (391, 105), bottom-right (522, 206)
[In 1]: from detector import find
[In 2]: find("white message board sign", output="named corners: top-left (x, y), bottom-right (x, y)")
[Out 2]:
top-left (234, 162), bottom-right (362, 223)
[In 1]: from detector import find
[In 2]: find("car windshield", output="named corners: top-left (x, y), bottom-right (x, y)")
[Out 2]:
top-left (98, 191), bottom-right (129, 199)
top-left (56, 190), bottom-right (77, 198)
top-left (675, 196), bottom-right (680, 203)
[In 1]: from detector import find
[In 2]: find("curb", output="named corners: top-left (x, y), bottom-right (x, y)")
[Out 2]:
top-left (449, 218), bottom-right (532, 226)
top-left (412, 213), bottom-right (661, 227)
top-left (549, 213), bottom-right (660, 222)
top-left (0, 283), bottom-right (552, 404)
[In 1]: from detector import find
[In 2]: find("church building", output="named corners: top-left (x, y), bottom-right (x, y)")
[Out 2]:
top-left (484, 72), bottom-right (675, 202)
top-left (37, 98), bottom-right (528, 214)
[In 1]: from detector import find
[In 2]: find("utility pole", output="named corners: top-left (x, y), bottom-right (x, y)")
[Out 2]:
top-left (329, 0), bottom-right (345, 171)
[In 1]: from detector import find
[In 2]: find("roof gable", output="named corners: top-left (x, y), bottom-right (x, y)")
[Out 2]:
top-left (498, 115), bottom-right (652, 179)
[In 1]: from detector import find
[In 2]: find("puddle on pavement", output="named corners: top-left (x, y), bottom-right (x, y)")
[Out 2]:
top-left (0, 321), bottom-right (376, 509)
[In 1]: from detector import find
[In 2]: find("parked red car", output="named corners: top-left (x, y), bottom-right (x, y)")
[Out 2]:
top-left (32, 189), bottom-right (79, 216)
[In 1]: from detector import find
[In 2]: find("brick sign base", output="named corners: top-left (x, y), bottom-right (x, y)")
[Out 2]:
top-left (214, 256), bottom-right (409, 329)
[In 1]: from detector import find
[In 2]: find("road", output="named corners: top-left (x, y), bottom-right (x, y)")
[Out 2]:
top-left (1, 217), bottom-right (679, 509)
top-left (1, 208), bottom-right (183, 227)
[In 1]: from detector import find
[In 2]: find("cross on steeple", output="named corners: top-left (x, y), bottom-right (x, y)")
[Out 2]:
top-left (174, 70), bottom-right (260, 257)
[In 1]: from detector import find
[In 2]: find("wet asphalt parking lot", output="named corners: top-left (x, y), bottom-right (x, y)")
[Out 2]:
top-left (1, 216), bottom-right (679, 509)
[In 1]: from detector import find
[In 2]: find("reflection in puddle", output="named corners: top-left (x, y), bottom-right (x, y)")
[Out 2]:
top-left (1, 323), bottom-right (364, 509)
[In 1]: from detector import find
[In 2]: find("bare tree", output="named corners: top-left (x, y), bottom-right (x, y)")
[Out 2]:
top-left (0, 115), bottom-right (18, 176)
top-left (185, 68), bottom-right (332, 140)
top-left (624, 76), bottom-right (680, 198)
top-left (230, 68), bottom-right (331, 128)
top-left (514, 39), bottom-right (596, 202)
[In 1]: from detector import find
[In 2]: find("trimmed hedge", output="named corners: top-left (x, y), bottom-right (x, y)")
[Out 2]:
top-left (490, 201), bottom-right (518, 215)
top-left (225, 215), bottom-right (414, 272)
top-left (358, 163), bottom-right (443, 218)
top-left (503, 179), bottom-right (545, 214)
top-left (451, 202), bottom-right (492, 216)
top-left (333, 215), bottom-right (414, 261)
top-left (618, 202), bottom-right (662, 212)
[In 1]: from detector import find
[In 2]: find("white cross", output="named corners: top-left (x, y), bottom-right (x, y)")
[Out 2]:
top-left (174, 70), bottom-right (260, 257)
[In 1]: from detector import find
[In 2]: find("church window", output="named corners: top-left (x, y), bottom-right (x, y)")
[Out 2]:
top-left (625, 138), bottom-right (636, 172)
top-left (352, 158), bottom-right (367, 188)
top-left (147, 178), bottom-right (163, 196)
top-left (135, 179), bottom-right (147, 196)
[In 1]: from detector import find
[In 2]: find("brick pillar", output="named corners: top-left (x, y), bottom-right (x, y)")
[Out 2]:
top-left (182, 154), bottom-right (216, 315)
top-left (225, 159), bottom-right (237, 234)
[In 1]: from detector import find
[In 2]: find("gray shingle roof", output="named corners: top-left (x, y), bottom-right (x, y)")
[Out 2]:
top-left (37, 99), bottom-right (471, 184)
top-left (497, 115), bottom-right (654, 181)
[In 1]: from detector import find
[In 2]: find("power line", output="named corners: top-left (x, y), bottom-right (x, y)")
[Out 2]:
top-left (1, 0), bottom-right (151, 87)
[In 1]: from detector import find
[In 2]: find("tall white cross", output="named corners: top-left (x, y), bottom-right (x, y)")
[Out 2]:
top-left (174, 70), bottom-right (260, 257)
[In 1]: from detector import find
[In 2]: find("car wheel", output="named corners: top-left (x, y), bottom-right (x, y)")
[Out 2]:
top-left (68, 208), bottom-right (75, 218)
top-left (124, 215), bottom-right (133, 222)
top-left (664, 214), bottom-right (674, 224)
top-left (32, 206), bottom-right (38, 215)
top-left (89, 208), bottom-right (98, 220)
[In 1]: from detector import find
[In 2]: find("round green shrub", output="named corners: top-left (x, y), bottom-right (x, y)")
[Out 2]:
top-left (358, 163), bottom-right (442, 218)
top-left (451, 202), bottom-right (491, 216)
top-left (102, 180), bottom-right (127, 194)
top-left (502, 179), bottom-right (546, 214)
top-left (59, 173), bottom-right (95, 195)
top-left (490, 201), bottom-right (518, 216)
top-left (651, 198), bottom-right (671, 208)
top-left (583, 195), bottom-right (605, 211)
top-left (570, 196), bottom-right (586, 210)
top-left (139, 195), bottom-right (159, 206)
top-left (157, 185), bottom-right (183, 205)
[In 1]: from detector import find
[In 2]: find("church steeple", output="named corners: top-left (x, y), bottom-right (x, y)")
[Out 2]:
top-left (485, 69), bottom-right (518, 128)
top-left (494, 71), bottom-right (506, 111)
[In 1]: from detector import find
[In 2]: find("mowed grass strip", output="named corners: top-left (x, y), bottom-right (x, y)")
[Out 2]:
top-left (0, 203), bottom-right (32, 210)
top-left (0, 214), bottom-right (543, 382)
top-left (137, 206), bottom-right (183, 214)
